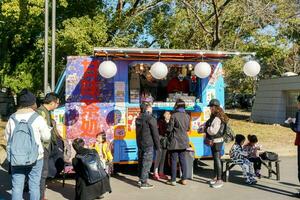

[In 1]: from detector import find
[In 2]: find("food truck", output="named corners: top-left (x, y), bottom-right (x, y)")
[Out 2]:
top-left (53, 48), bottom-right (243, 164)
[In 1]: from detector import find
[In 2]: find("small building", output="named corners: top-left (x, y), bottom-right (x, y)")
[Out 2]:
top-left (251, 75), bottom-right (300, 124)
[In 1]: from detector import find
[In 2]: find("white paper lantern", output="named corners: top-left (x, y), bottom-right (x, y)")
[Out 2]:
top-left (243, 60), bottom-right (261, 77)
top-left (194, 62), bottom-right (211, 78)
top-left (150, 62), bottom-right (168, 79)
top-left (98, 61), bottom-right (117, 78)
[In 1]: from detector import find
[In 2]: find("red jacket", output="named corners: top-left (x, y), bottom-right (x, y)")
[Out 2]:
top-left (167, 78), bottom-right (189, 93)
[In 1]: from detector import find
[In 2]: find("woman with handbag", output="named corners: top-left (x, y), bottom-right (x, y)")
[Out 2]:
top-left (153, 111), bottom-right (171, 180)
top-left (201, 99), bottom-right (229, 189)
top-left (166, 99), bottom-right (190, 186)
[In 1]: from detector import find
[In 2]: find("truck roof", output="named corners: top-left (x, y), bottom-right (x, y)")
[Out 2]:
top-left (94, 47), bottom-right (255, 61)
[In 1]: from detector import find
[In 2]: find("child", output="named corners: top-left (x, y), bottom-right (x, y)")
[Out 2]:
top-left (243, 134), bottom-right (262, 178)
top-left (230, 134), bottom-right (257, 184)
top-left (95, 132), bottom-right (114, 174)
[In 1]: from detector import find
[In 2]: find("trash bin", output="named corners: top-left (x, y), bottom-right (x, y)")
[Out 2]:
top-left (179, 148), bottom-right (195, 180)
top-left (185, 148), bottom-right (195, 180)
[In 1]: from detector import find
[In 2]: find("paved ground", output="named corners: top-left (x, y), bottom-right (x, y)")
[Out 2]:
top-left (1, 157), bottom-right (300, 200)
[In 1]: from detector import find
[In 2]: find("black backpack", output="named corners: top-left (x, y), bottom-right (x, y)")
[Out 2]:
top-left (260, 151), bottom-right (278, 161)
top-left (76, 151), bottom-right (107, 184)
top-left (222, 123), bottom-right (235, 143)
top-left (206, 117), bottom-right (235, 143)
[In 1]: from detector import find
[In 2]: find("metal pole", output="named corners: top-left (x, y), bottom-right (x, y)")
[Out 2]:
top-left (44, 0), bottom-right (49, 95)
top-left (51, 0), bottom-right (56, 91)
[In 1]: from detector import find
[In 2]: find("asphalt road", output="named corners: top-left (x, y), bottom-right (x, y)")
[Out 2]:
top-left (1, 157), bottom-right (299, 200)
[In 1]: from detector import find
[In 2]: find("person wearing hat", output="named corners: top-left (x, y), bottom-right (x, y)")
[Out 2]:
top-left (5, 89), bottom-right (51, 200)
top-left (135, 102), bottom-right (160, 189)
top-left (200, 99), bottom-right (229, 188)
top-left (166, 99), bottom-right (190, 186)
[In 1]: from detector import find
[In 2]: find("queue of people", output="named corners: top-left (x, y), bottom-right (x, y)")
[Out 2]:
top-left (4, 89), bottom-right (112, 200)
top-left (135, 98), bottom-right (232, 189)
top-left (5, 88), bottom-right (300, 199)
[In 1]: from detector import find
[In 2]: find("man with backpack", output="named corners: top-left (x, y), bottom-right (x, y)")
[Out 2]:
top-left (5, 89), bottom-right (51, 200)
top-left (36, 92), bottom-right (61, 200)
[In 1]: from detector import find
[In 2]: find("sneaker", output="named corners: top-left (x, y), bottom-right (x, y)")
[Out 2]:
top-left (140, 183), bottom-right (154, 189)
top-left (153, 173), bottom-right (160, 180)
top-left (166, 180), bottom-right (177, 186)
top-left (158, 173), bottom-right (169, 180)
top-left (208, 178), bottom-right (217, 185)
top-left (137, 180), bottom-right (142, 187)
top-left (250, 178), bottom-right (257, 184)
top-left (211, 180), bottom-right (223, 188)
top-left (245, 179), bottom-right (253, 185)
top-left (255, 172), bottom-right (261, 179)
top-left (178, 179), bottom-right (187, 185)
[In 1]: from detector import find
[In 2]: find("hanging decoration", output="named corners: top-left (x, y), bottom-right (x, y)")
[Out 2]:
top-left (243, 61), bottom-right (261, 77)
top-left (149, 62), bottom-right (168, 79)
top-left (194, 62), bottom-right (211, 78)
top-left (98, 61), bottom-right (117, 78)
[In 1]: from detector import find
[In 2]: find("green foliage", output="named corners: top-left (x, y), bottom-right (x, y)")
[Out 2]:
top-left (0, 0), bottom-right (299, 95)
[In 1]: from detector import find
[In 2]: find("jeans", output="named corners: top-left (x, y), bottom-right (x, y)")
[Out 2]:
top-left (154, 148), bottom-right (167, 174)
top-left (138, 147), bottom-right (154, 184)
top-left (211, 142), bottom-right (223, 180)
top-left (170, 150), bottom-right (187, 182)
top-left (11, 158), bottom-right (44, 200)
top-left (40, 148), bottom-right (50, 200)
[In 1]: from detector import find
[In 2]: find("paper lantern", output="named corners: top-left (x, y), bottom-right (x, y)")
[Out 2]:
top-left (150, 62), bottom-right (168, 79)
top-left (243, 61), bottom-right (261, 77)
top-left (98, 61), bottom-right (117, 78)
top-left (194, 62), bottom-right (211, 78)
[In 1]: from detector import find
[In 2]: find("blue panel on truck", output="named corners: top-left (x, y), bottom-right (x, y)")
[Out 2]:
top-left (114, 139), bottom-right (138, 162)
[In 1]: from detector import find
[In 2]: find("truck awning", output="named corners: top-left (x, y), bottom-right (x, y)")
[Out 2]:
top-left (94, 47), bottom-right (255, 62)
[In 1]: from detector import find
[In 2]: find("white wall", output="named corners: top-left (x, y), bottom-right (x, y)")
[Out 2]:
top-left (251, 76), bottom-right (300, 124)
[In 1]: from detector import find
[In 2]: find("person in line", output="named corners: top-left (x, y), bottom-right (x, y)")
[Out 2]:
top-left (5, 89), bottom-right (51, 200)
top-left (72, 138), bottom-right (111, 200)
top-left (230, 134), bottom-right (257, 184)
top-left (135, 102), bottom-right (160, 189)
top-left (167, 99), bottom-right (190, 186)
top-left (94, 132), bottom-right (113, 174)
top-left (288, 95), bottom-right (300, 197)
top-left (36, 92), bottom-right (60, 200)
top-left (243, 134), bottom-right (262, 178)
top-left (153, 111), bottom-right (171, 180)
top-left (201, 99), bottom-right (228, 188)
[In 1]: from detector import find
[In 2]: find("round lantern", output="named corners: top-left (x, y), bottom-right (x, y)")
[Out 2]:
top-left (243, 60), bottom-right (261, 77)
top-left (194, 62), bottom-right (211, 78)
top-left (98, 61), bottom-right (117, 78)
top-left (150, 62), bottom-right (168, 79)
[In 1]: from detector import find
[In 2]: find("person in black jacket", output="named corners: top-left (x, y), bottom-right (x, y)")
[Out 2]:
top-left (135, 102), bottom-right (160, 189)
top-left (167, 99), bottom-right (190, 186)
top-left (72, 138), bottom-right (111, 200)
top-left (289, 95), bottom-right (300, 197)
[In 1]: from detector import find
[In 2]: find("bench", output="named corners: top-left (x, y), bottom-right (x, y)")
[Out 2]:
top-left (221, 157), bottom-right (280, 182)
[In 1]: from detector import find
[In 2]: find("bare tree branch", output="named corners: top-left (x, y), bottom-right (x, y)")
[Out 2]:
top-left (203, 0), bottom-right (233, 24)
top-left (211, 0), bottom-right (221, 49)
top-left (181, 0), bottom-right (213, 34)
top-left (127, 0), bottom-right (142, 16)
top-left (116, 0), bottom-right (123, 18)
